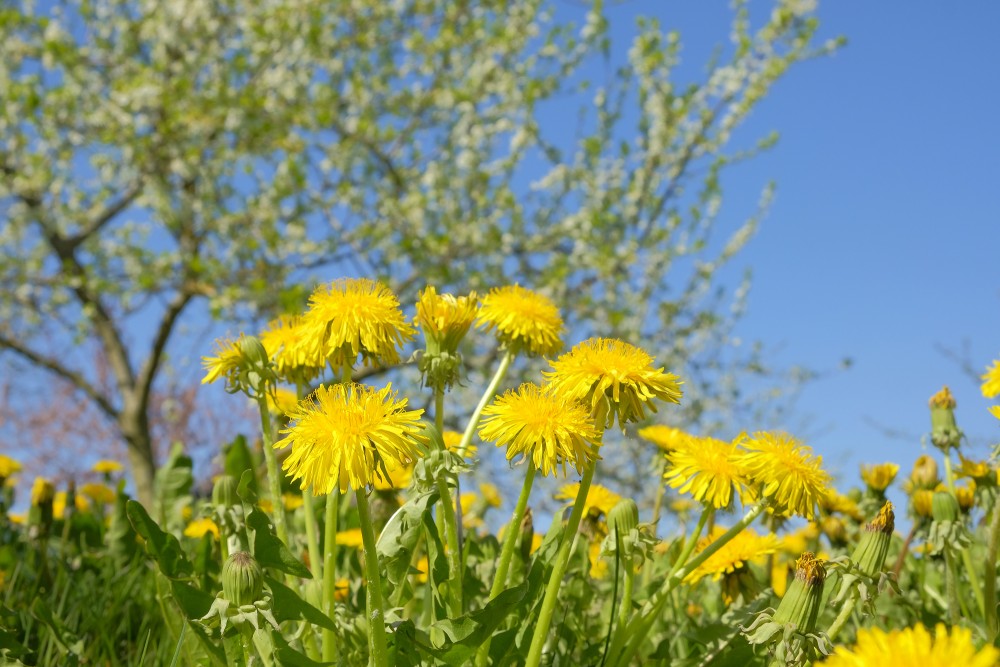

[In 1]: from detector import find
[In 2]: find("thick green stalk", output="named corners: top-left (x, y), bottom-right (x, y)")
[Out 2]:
top-left (256, 395), bottom-right (288, 546)
top-left (525, 459), bottom-right (597, 667)
top-left (357, 490), bottom-right (390, 667)
top-left (456, 349), bottom-right (514, 458)
top-left (611, 501), bottom-right (767, 667)
top-left (985, 503), bottom-right (1000, 642)
top-left (476, 465), bottom-right (537, 667)
top-left (608, 544), bottom-right (634, 661)
top-left (943, 454), bottom-right (985, 617)
top-left (435, 473), bottom-right (463, 617)
top-left (668, 507), bottom-right (713, 578)
top-left (321, 492), bottom-right (339, 662)
top-left (825, 593), bottom-right (856, 643)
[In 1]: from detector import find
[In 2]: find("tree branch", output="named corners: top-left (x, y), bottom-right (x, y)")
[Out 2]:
top-left (0, 332), bottom-right (119, 420)
top-left (66, 181), bottom-right (143, 250)
top-left (134, 288), bottom-right (195, 413)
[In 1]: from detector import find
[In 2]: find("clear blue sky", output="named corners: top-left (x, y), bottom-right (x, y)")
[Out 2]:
top-left (582, 1), bottom-right (1000, 489)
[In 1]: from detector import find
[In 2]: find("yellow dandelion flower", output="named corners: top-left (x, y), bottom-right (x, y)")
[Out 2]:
top-left (530, 533), bottom-right (543, 555)
top-left (859, 462), bottom-right (898, 492)
top-left (555, 482), bottom-right (623, 519)
top-left (460, 492), bottom-right (486, 530)
top-left (480, 483), bottom-right (502, 508)
top-left (589, 541), bottom-right (608, 579)
top-left (663, 436), bottom-right (747, 510)
top-left (79, 483), bottom-right (116, 505)
top-left (31, 478), bottom-right (55, 506)
top-left (53, 491), bottom-right (89, 519)
top-left (415, 286), bottom-right (479, 352)
top-left (981, 359), bottom-right (1000, 399)
top-left (443, 429), bottom-right (477, 460)
top-left (991, 405), bottom-right (1000, 421)
top-left (0, 455), bottom-right (21, 479)
top-left (911, 489), bottom-right (934, 518)
top-left (823, 623), bottom-right (999, 667)
top-left (637, 425), bottom-right (691, 452)
top-left (282, 493), bottom-right (304, 511)
top-left (336, 528), bottom-right (365, 548)
top-left (9, 513), bottom-right (25, 525)
top-left (818, 492), bottom-right (864, 522)
top-left (301, 278), bottom-right (415, 369)
top-left (200, 336), bottom-right (244, 385)
top-left (372, 464), bottom-right (413, 492)
top-left (956, 453), bottom-right (994, 483)
top-left (415, 555), bottom-right (429, 583)
top-left (738, 432), bottom-right (831, 520)
top-left (955, 481), bottom-right (975, 512)
top-left (684, 527), bottom-right (780, 584)
top-left (544, 338), bottom-right (683, 429)
top-left (260, 314), bottom-right (324, 382)
top-left (276, 382), bottom-right (426, 495)
top-left (476, 285), bottom-right (564, 357)
top-left (335, 577), bottom-right (350, 601)
top-left (91, 460), bottom-right (123, 475)
top-left (184, 518), bottom-right (219, 539)
top-left (478, 383), bottom-right (601, 477)
top-left (266, 387), bottom-right (301, 416)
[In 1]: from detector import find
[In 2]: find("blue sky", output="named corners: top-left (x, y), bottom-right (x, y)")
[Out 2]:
top-left (579, 1), bottom-right (1000, 488)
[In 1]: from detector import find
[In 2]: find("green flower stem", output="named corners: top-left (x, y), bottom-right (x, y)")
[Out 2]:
top-left (357, 490), bottom-right (390, 667)
top-left (611, 500), bottom-right (767, 667)
top-left (525, 458), bottom-right (598, 667)
top-left (456, 349), bottom-right (514, 458)
top-left (985, 502), bottom-right (1000, 642)
top-left (943, 455), bottom-right (986, 618)
top-left (476, 465), bottom-right (538, 667)
top-left (668, 506), bottom-right (713, 579)
top-left (650, 458), bottom-right (669, 532)
top-left (321, 491), bottom-right (339, 662)
top-left (606, 542), bottom-right (635, 662)
top-left (435, 473), bottom-right (464, 617)
top-left (945, 549), bottom-right (962, 624)
top-left (825, 592), bottom-right (857, 643)
top-left (256, 394), bottom-right (288, 546)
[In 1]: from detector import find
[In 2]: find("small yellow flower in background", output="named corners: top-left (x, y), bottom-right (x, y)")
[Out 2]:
top-left (372, 465), bottom-right (413, 492)
top-left (859, 462), bottom-right (898, 492)
top-left (555, 482), bottom-right (622, 519)
top-left (480, 483), bottom-right (502, 508)
top-left (637, 425), bottom-right (691, 452)
top-left (266, 387), bottom-right (301, 417)
top-left (53, 491), bottom-right (89, 519)
top-left (530, 533), bottom-right (543, 555)
top-left (184, 518), bottom-right (220, 539)
top-left (276, 382), bottom-right (426, 495)
top-left (91, 460), bottom-right (123, 475)
top-left (31, 478), bottom-right (56, 506)
top-left (818, 491), bottom-right (864, 522)
top-left (443, 430), bottom-right (477, 460)
top-left (663, 436), bottom-right (747, 510)
top-left (282, 493), bottom-right (304, 511)
top-left (822, 623), bottom-right (999, 667)
top-left (415, 286), bottom-right (479, 351)
top-left (258, 499), bottom-right (273, 514)
top-left (415, 555), bottom-right (429, 583)
top-left (336, 528), bottom-right (365, 548)
top-left (738, 432), bottom-right (831, 520)
top-left (956, 453), bottom-right (994, 483)
top-left (79, 483), bottom-right (116, 505)
top-left (301, 278), bottom-right (415, 369)
top-left (460, 493), bottom-right (483, 529)
top-left (981, 358), bottom-right (1000, 399)
top-left (907, 454), bottom-right (940, 490)
top-left (544, 338), bottom-right (683, 429)
top-left (955, 481), bottom-right (975, 512)
top-left (476, 284), bottom-right (564, 357)
top-left (9, 513), bottom-right (25, 525)
top-left (684, 527), bottom-right (780, 584)
top-left (478, 383), bottom-right (601, 477)
top-left (334, 577), bottom-right (350, 601)
top-left (200, 336), bottom-right (244, 385)
top-left (260, 314), bottom-right (324, 382)
top-left (0, 455), bottom-right (21, 479)
top-left (991, 405), bottom-right (1000, 421)
top-left (588, 541), bottom-right (608, 579)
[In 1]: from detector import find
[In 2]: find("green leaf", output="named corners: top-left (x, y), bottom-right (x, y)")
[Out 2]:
top-left (271, 632), bottom-right (335, 666)
top-left (126, 500), bottom-right (193, 578)
top-left (265, 575), bottom-right (335, 631)
top-left (377, 488), bottom-right (438, 589)
top-left (186, 619), bottom-right (228, 667)
top-left (227, 435), bottom-right (258, 495)
top-left (168, 577), bottom-right (216, 619)
top-left (155, 442), bottom-right (194, 519)
top-left (246, 508), bottom-right (311, 578)
top-left (422, 585), bottom-right (528, 666)
top-left (238, 468), bottom-right (259, 506)
top-left (30, 599), bottom-right (81, 659)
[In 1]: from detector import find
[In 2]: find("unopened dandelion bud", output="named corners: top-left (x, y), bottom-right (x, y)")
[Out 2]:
top-left (239, 335), bottom-right (270, 369)
top-left (929, 386), bottom-right (962, 451)
top-left (223, 551), bottom-right (263, 606)
top-left (911, 489), bottom-right (934, 519)
top-left (955, 482), bottom-right (975, 513)
top-left (518, 507), bottom-right (535, 562)
top-left (28, 477), bottom-right (55, 538)
top-left (772, 552), bottom-right (826, 633)
top-left (850, 501), bottom-right (894, 577)
top-left (931, 491), bottom-right (959, 523)
top-left (31, 477), bottom-right (55, 506)
top-left (608, 498), bottom-right (639, 537)
top-left (860, 463), bottom-right (898, 493)
top-left (212, 475), bottom-right (240, 509)
top-left (909, 455), bottom-right (939, 490)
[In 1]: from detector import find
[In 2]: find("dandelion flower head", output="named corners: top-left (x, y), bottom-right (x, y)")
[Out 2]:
top-left (415, 286), bottom-right (479, 352)
top-left (822, 623), bottom-right (999, 667)
top-left (544, 338), bottom-right (683, 430)
top-left (859, 462), bottom-right (898, 492)
top-left (637, 424), bottom-right (691, 453)
top-left (663, 435), bottom-right (747, 510)
top-left (184, 518), bottom-right (220, 539)
top-left (260, 314), bottom-right (324, 382)
top-left (0, 455), bottom-right (22, 479)
top-left (200, 336), bottom-right (244, 385)
top-left (301, 278), bottom-right (415, 370)
top-left (476, 285), bottom-right (563, 357)
top-left (555, 482), bottom-right (623, 520)
top-left (739, 432), bottom-right (831, 520)
top-left (684, 527), bottom-right (780, 584)
top-left (91, 460), bottom-right (123, 475)
top-left (981, 358), bottom-right (1000, 399)
top-left (478, 383), bottom-right (601, 477)
top-left (276, 382), bottom-right (427, 494)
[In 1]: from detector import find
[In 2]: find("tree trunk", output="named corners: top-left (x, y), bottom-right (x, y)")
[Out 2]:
top-left (120, 405), bottom-right (156, 508)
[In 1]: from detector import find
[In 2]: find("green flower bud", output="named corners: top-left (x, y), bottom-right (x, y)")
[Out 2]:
top-left (850, 501), bottom-right (894, 577)
top-left (931, 491), bottom-right (959, 522)
top-left (518, 507), bottom-right (535, 562)
top-left (212, 475), bottom-right (240, 509)
top-left (772, 552), bottom-right (826, 634)
top-left (223, 551), bottom-right (263, 606)
top-left (608, 498), bottom-right (639, 537)
top-left (909, 455), bottom-right (939, 490)
top-left (239, 335), bottom-right (270, 369)
top-left (929, 386), bottom-right (962, 451)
